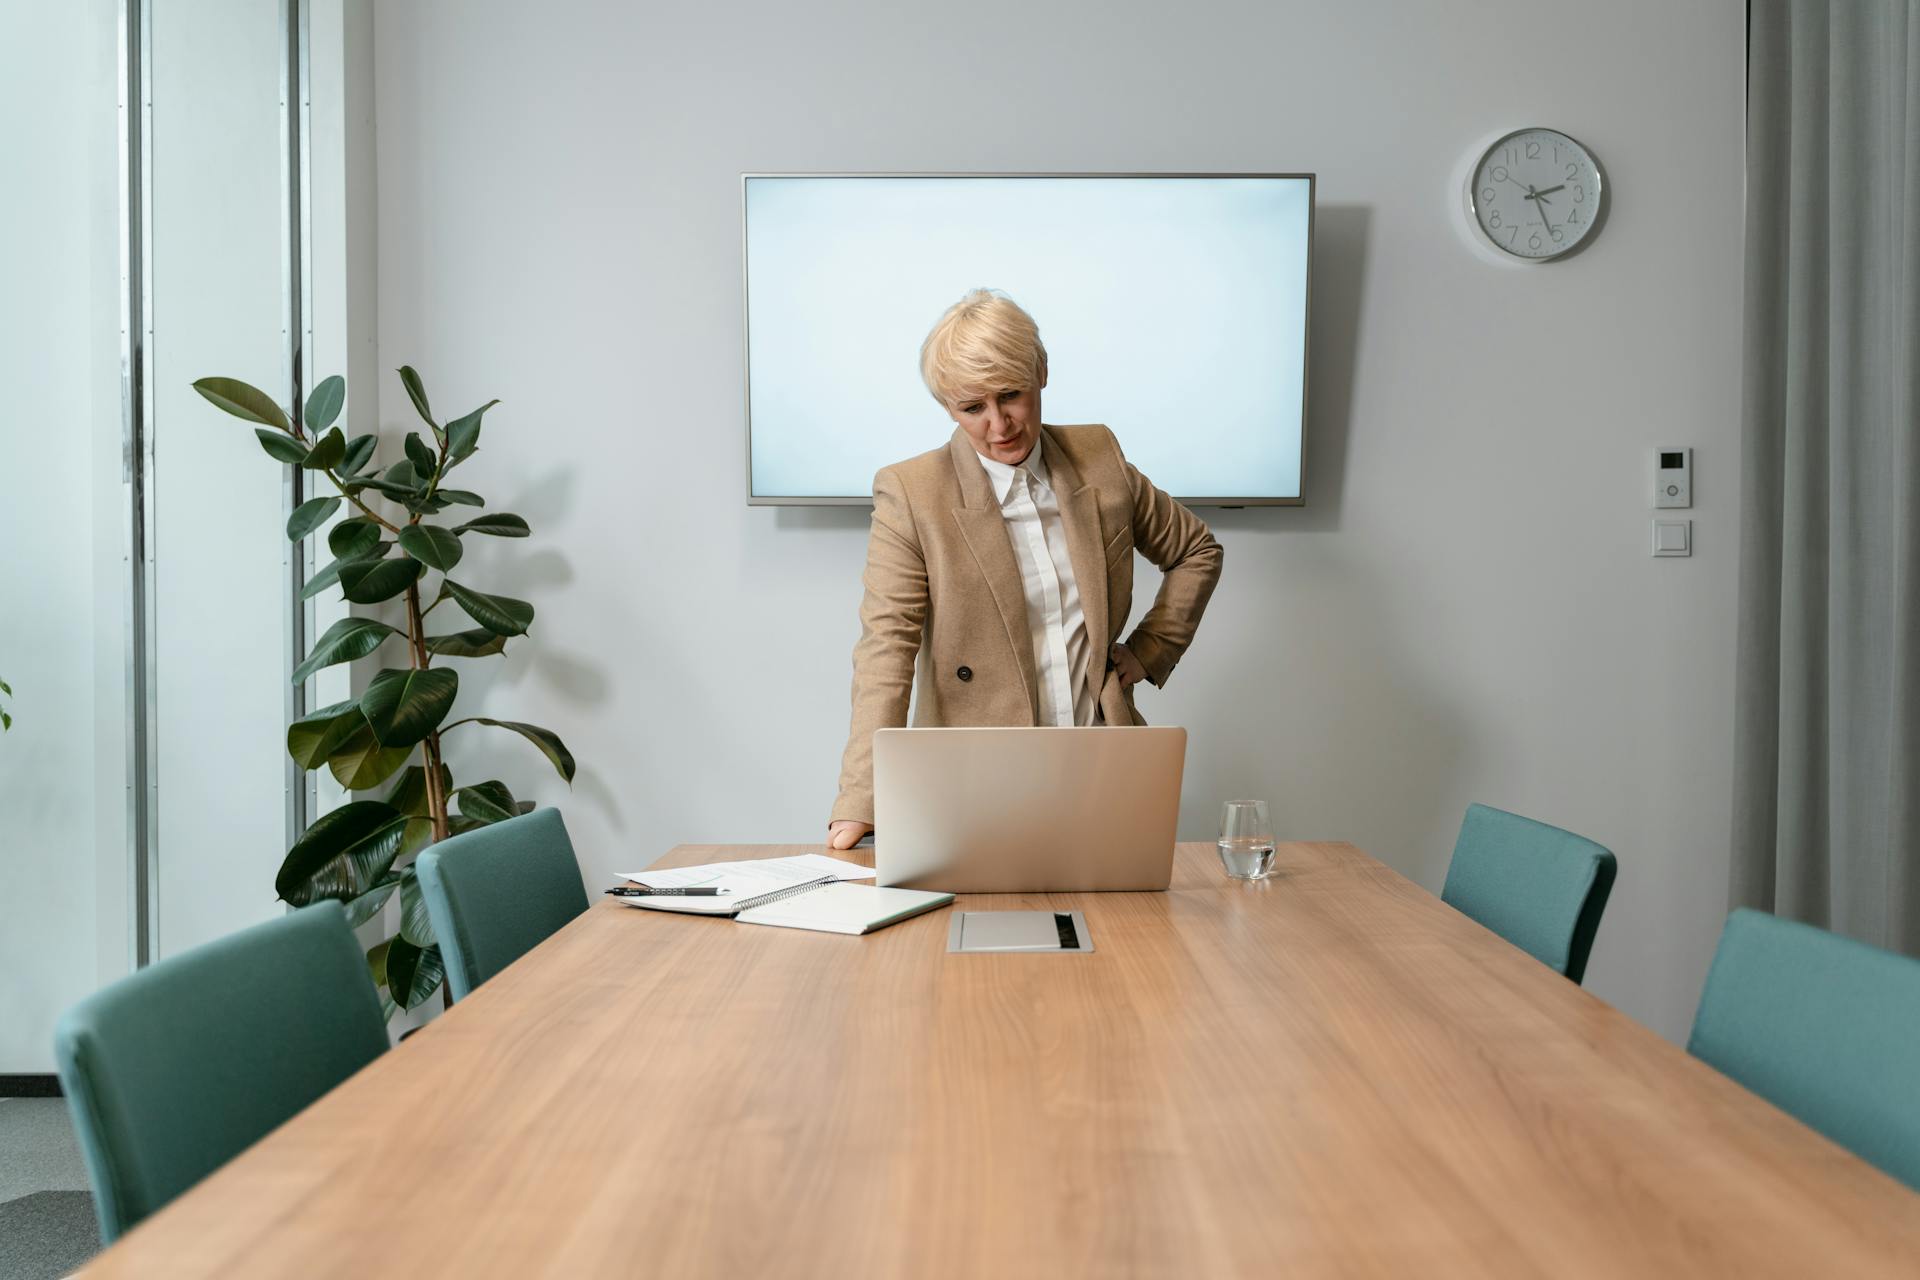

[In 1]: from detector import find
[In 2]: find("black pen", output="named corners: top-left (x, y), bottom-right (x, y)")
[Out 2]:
top-left (605, 885), bottom-right (729, 897)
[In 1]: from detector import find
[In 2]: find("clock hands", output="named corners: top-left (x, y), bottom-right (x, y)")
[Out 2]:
top-left (1534, 183), bottom-right (1566, 198)
top-left (1523, 183), bottom-right (1561, 242)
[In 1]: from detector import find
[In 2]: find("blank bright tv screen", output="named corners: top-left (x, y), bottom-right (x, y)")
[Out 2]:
top-left (743, 174), bottom-right (1313, 505)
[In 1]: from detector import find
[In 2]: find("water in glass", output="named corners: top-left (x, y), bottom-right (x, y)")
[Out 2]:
top-left (1217, 837), bottom-right (1276, 879)
top-left (1218, 799), bottom-right (1275, 880)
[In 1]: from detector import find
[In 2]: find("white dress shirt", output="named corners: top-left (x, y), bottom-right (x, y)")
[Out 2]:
top-left (973, 436), bottom-right (1096, 726)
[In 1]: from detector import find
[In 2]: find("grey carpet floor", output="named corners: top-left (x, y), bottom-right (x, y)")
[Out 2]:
top-left (0, 1098), bottom-right (100, 1280)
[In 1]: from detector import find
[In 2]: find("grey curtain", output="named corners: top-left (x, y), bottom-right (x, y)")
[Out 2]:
top-left (1735, 0), bottom-right (1920, 954)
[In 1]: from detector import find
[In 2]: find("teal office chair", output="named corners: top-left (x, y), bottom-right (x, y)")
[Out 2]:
top-left (1688, 908), bottom-right (1920, 1190)
top-left (53, 901), bottom-right (387, 1243)
top-left (415, 806), bottom-right (589, 1002)
top-left (1440, 802), bottom-right (1617, 984)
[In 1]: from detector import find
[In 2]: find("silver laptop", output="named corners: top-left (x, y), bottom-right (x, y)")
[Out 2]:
top-left (872, 726), bottom-right (1187, 893)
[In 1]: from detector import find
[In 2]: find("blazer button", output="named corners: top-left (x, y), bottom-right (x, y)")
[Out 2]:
top-left (956, 665), bottom-right (973, 682)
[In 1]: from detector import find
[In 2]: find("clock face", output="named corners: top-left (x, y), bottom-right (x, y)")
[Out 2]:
top-left (1469, 128), bottom-right (1603, 261)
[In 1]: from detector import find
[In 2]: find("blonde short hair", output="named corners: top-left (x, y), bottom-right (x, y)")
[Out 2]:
top-left (918, 288), bottom-right (1049, 410)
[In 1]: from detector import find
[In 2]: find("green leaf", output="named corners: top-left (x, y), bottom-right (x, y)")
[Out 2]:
top-left (288, 699), bottom-right (364, 770)
top-left (446, 717), bottom-right (577, 784)
top-left (325, 718), bottom-right (414, 790)
top-left (276, 800), bottom-right (407, 905)
top-left (399, 870), bottom-right (435, 948)
top-left (444, 399), bottom-right (499, 462)
top-left (385, 937), bottom-right (444, 1009)
top-left (342, 877), bottom-right (399, 929)
top-left (328, 517), bottom-right (382, 561)
top-left (398, 366), bottom-right (436, 425)
top-left (404, 431), bottom-right (437, 478)
top-left (444, 580), bottom-right (534, 636)
top-left (286, 495), bottom-right (341, 542)
top-left (367, 938), bottom-right (391, 989)
top-left (339, 433), bottom-right (378, 477)
top-left (353, 459), bottom-right (422, 499)
top-left (384, 764), bottom-right (450, 818)
top-left (255, 429), bottom-right (309, 465)
top-left (424, 629), bottom-right (507, 658)
top-left (402, 494), bottom-right (453, 516)
top-left (454, 780), bottom-right (517, 825)
top-left (398, 524), bottom-right (463, 572)
top-left (1, 711), bottom-right (10, 732)
top-left (397, 366), bottom-right (441, 440)
top-left (0, 678), bottom-right (11, 696)
top-left (304, 544), bottom-right (388, 600)
top-left (305, 375), bottom-right (346, 434)
top-left (396, 816), bottom-right (436, 862)
top-left (195, 376), bottom-right (290, 430)
top-left (436, 489), bottom-right (484, 507)
top-left (453, 512), bottom-right (528, 538)
top-left (361, 667), bottom-right (459, 747)
top-left (338, 555), bottom-right (423, 604)
top-left (292, 617), bottom-right (397, 684)
top-left (303, 426), bottom-right (346, 471)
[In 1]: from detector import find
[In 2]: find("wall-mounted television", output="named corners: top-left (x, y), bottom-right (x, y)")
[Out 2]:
top-left (742, 173), bottom-right (1314, 506)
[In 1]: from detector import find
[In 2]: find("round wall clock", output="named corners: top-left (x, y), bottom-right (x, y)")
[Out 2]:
top-left (1466, 128), bottom-right (1604, 262)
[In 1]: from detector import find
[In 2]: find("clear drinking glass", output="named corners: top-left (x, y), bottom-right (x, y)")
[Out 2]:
top-left (1218, 800), bottom-right (1276, 880)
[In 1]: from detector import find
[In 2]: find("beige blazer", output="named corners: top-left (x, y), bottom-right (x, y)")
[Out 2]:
top-left (830, 423), bottom-right (1224, 826)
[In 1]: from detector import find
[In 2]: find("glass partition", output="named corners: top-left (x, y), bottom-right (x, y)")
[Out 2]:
top-left (148, 0), bottom-right (300, 958)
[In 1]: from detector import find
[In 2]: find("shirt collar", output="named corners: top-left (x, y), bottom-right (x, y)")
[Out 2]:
top-left (972, 432), bottom-right (1050, 507)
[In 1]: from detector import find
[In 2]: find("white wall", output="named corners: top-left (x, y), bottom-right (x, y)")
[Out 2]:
top-left (0, 0), bottom-right (128, 1072)
top-left (372, 0), bottom-right (1744, 1041)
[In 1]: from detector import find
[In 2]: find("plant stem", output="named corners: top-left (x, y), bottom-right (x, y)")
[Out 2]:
top-left (405, 579), bottom-right (451, 843)
top-left (327, 471), bottom-right (403, 533)
top-left (422, 731), bottom-right (449, 843)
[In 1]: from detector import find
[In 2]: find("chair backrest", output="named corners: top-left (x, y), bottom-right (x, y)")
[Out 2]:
top-left (53, 900), bottom-right (387, 1243)
top-left (1688, 908), bottom-right (1920, 1190)
top-left (415, 807), bottom-right (589, 1002)
top-left (1440, 802), bottom-right (1617, 984)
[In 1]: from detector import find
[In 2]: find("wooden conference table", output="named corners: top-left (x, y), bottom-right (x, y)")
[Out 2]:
top-left (89, 841), bottom-right (1920, 1277)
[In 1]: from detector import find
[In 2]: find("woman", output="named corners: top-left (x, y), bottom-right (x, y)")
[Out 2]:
top-left (827, 289), bottom-right (1223, 850)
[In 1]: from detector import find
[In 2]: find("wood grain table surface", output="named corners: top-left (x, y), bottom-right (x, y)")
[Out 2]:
top-left (86, 841), bottom-right (1920, 1277)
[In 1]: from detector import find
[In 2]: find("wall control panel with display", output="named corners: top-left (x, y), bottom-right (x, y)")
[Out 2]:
top-left (1656, 448), bottom-right (1692, 508)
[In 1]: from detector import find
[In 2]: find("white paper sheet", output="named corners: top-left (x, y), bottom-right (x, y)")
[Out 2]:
top-left (612, 853), bottom-right (877, 915)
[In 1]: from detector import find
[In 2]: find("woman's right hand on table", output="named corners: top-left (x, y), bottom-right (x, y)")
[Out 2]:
top-left (827, 820), bottom-right (874, 851)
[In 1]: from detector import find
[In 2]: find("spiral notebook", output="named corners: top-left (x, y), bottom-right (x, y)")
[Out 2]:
top-left (613, 853), bottom-right (951, 934)
top-left (730, 882), bottom-right (953, 935)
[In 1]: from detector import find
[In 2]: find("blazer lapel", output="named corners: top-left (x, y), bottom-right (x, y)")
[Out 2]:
top-left (948, 430), bottom-right (1040, 720)
top-left (1038, 427), bottom-right (1112, 660)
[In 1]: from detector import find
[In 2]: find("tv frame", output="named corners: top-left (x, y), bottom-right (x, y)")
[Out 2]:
top-left (741, 171), bottom-right (1315, 507)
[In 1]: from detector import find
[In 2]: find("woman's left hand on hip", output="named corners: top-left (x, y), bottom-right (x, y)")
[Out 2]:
top-left (1109, 642), bottom-right (1147, 689)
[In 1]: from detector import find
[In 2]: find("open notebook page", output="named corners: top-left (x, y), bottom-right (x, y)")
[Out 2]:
top-left (612, 853), bottom-right (876, 916)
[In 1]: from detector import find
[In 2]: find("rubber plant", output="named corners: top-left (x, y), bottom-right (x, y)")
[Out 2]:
top-left (194, 368), bottom-right (576, 1018)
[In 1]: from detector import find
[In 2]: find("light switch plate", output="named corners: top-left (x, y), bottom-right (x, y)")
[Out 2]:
top-left (1653, 518), bottom-right (1691, 557)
